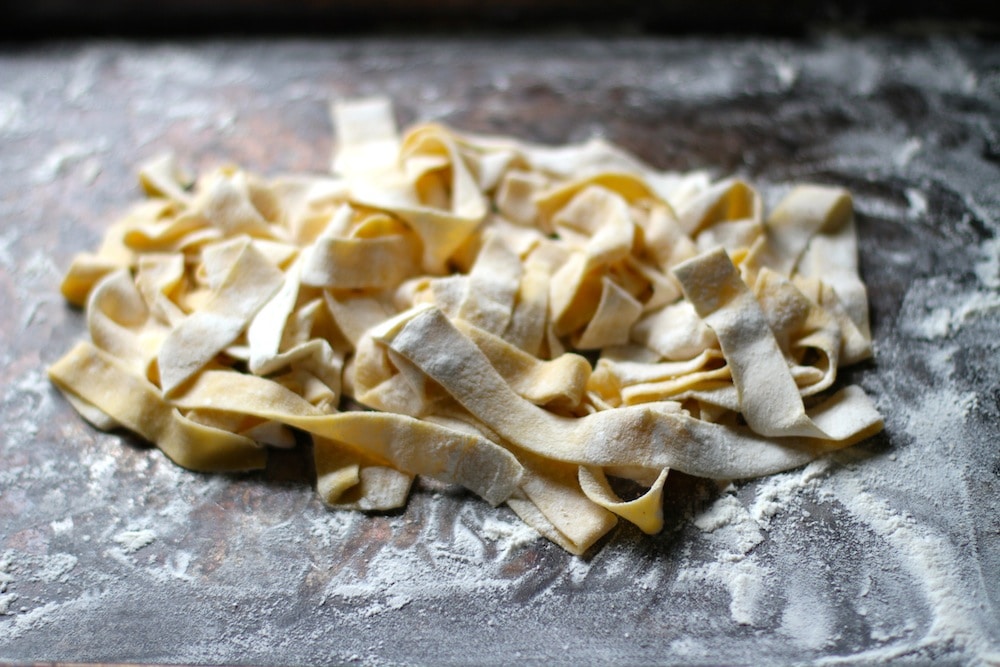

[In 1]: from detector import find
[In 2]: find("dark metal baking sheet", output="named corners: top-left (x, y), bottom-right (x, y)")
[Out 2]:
top-left (1, 37), bottom-right (998, 665)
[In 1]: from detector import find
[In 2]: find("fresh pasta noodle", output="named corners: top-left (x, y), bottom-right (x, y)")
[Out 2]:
top-left (49, 98), bottom-right (883, 555)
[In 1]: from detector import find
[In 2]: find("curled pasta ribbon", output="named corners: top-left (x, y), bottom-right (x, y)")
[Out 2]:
top-left (50, 97), bottom-right (883, 555)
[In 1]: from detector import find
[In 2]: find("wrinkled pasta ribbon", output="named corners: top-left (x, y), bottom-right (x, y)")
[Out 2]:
top-left (50, 97), bottom-right (882, 555)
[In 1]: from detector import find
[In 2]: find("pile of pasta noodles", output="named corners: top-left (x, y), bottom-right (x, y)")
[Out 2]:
top-left (49, 99), bottom-right (883, 555)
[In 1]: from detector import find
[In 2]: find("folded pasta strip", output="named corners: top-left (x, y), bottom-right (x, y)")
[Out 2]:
top-left (49, 97), bottom-right (883, 556)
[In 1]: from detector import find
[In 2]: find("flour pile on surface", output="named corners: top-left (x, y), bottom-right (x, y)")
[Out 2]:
top-left (48, 98), bottom-right (882, 554)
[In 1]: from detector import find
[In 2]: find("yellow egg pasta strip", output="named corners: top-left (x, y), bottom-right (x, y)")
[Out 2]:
top-left (61, 254), bottom-right (128, 307)
top-left (741, 184), bottom-right (852, 282)
top-left (754, 268), bottom-right (841, 396)
top-left (323, 292), bottom-right (396, 348)
top-left (456, 232), bottom-right (522, 337)
top-left (380, 305), bottom-right (881, 477)
top-left (675, 178), bottom-right (760, 238)
top-left (247, 257), bottom-right (304, 373)
top-left (331, 97), bottom-right (401, 176)
top-left (794, 213), bottom-right (872, 342)
top-left (535, 173), bottom-right (656, 231)
top-left (454, 319), bottom-right (591, 412)
top-left (673, 247), bottom-right (828, 438)
top-left (86, 269), bottom-right (161, 377)
top-left (573, 276), bottom-right (644, 350)
top-left (122, 211), bottom-right (209, 253)
top-left (171, 370), bottom-right (326, 417)
top-left (496, 169), bottom-right (548, 225)
top-left (49, 342), bottom-right (265, 472)
top-left (507, 454), bottom-right (618, 556)
top-left (619, 365), bottom-right (733, 406)
top-left (631, 300), bottom-right (719, 361)
top-left (502, 261), bottom-right (550, 357)
top-left (291, 413), bottom-right (524, 508)
top-left (134, 253), bottom-right (186, 325)
top-left (578, 466), bottom-right (670, 535)
top-left (194, 170), bottom-right (284, 240)
top-left (345, 123), bottom-right (487, 273)
top-left (314, 437), bottom-right (414, 511)
top-left (158, 237), bottom-right (284, 395)
top-left (172, 368), bottom-right (522, 506)
top-left (300, 206), bottom-right (421, 291)
top-left (592, 349), bottom-right (725, 387)
top-left (138, 153), bottom-right (193, 205)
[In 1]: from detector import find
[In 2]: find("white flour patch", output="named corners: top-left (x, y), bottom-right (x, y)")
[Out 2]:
top-left (28, 553), bottom-right (78, 584)
top-left (674, 555), bottom-right (771, 627)
top-left (0, 553), bottom-right (15, 615)
top-left (693, 493), bottom-right (764, 558)
top-left (750, 458), bottom-right (831, 529)
top-left (904, 187), bottom-right (928, 218)
top-left (683, 491), bottom-right (772, 627)
top-left (481, 516), bottom-right (541, 555)
top-left (780, 581), bottom-right (835, 649)
top-left (50, 517), bottom-right (74, 535)
top-left (774, 60), bottom-right (799, 89)
top-left (113, 529), bottom-right (157, 553)
top-left (832, 481), bottom-right (995, 660)
top-left (87, 453), bottom-right (119, 496)
top-left (65, 51), bottom-right (101, 103)
top-left (0, 91), bottom-right (26, 135)
top-left (30, 140), bottom-right (108, 184)
top-left (0, 227), bottom-right (18, 271)
top-left (895, 138), bottom-right (923, 167)
top-left (155, 550), bottom-right (194, 582)
top-left (915, 306), bottom-right (953, 339)
top-left (974, 237), bottom-right (1000, 289)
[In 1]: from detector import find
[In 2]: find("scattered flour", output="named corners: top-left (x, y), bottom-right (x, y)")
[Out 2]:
top-left (895, 138), bottom-right (923, 167)
top-left (832, 482), bottom-right (994, 659)
top-left (113, 529), bottom-right (157, 553)
top-left (50, 517), bottom-right (74, 535)
top-left (779, 575), bottom-right (836, 650)
top-left (481, 516), bottom-right (541, 556)
top-left (0, 91), bottom-right (25, 135)
top-left (904, 187), bottom-right (928, 218)
top-left (30, 140), bottom-right (108, 184)
top-left (750, 458), bottom-right (832, 528)
top-left (974, 237), bottom-right (1000, 289)
top-left (681, 492), bottom-right (772, 626)
top-left (0, 553), bottom-right (15, 615)
top-left (157, 550), bottom-right (193, 581)
top-left (29, 553), bottom-right (78, 584)
top-left (773, 60), bottom-right (799, 89)
top-left (693, 493), bottom-right (764, 558)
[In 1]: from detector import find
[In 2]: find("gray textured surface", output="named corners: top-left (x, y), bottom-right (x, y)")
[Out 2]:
top-left (1, 37), bottom-right (999, 665)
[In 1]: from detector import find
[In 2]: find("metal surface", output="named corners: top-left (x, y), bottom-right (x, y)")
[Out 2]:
top-left (1, 37), bottom-right (998, 665)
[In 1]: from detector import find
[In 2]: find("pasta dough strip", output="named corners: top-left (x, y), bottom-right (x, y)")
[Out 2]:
top-left (673, 247), bottom-right (827, 438)
top-left (379, 306), bottom-right (882, 478)
top-left (158, 237), bottom-right (284, 395)
top-left (49, 342), bottom-right (266, 472)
